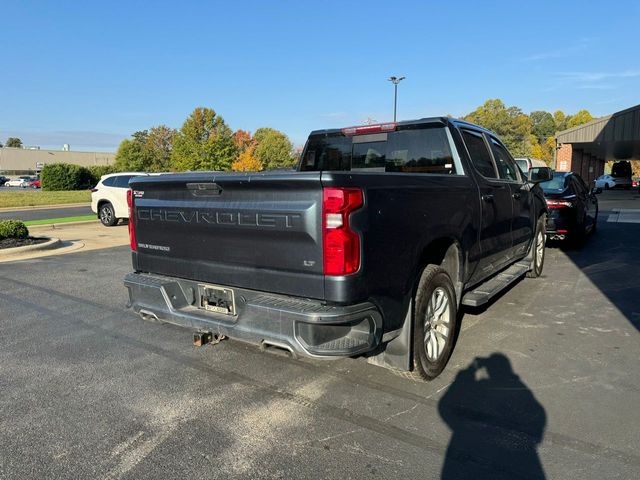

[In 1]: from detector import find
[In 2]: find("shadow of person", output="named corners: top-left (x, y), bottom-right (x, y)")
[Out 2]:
top-left (439, 353), bottom-right (546, 479)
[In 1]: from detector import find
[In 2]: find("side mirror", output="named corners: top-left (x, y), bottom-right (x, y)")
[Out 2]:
top-left (528, 167), bottom-right (553, 183)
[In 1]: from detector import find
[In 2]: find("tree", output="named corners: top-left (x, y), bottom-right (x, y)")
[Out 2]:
top-left (145, 125), bottom-right (175, 172)
top-left (530, 111), bottom-right (556, 143)
top-left (114, 126), bottom-right (176, 172)
top-left (233, 129), bottom-right (253, 153)
top-left (171, 107), bottom-right (237, 171)
top-left (553, 111), bottom-right (568, 132)
top-left (462, 99), bottom-right (531, 156)
top-left (232, 145), bottom-right (263, 171)
top-left (567, 110), bottom-right (593, 129)
top-left (253, 127), bottom-right (295, 170)
top-left (114, 131), bottom-right (149, 171)
top-left (5, 137), bottom-right (22, 148)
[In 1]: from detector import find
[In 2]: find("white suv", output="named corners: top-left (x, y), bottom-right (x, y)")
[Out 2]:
top-left (91, 172), bottom-right (147, 226)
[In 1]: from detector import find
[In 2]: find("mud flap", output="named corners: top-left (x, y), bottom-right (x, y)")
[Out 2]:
top-left (367, 300), bottom-right (413, 371)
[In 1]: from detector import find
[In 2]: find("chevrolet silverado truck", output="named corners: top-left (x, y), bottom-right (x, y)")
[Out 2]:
top-left (124, 118), bottom-right (552, 380)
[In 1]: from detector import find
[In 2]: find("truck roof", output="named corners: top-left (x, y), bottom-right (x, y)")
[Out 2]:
top-left (309, 116), bottom-right (498, 138)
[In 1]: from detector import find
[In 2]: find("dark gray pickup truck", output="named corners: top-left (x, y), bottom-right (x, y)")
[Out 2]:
top-left (124, 117), bottom-right (552, 380)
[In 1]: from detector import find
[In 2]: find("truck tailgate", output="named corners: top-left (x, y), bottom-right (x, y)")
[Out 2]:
top-left (129, 172), bottom-right (325, 299)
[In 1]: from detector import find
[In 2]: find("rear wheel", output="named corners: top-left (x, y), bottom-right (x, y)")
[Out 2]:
top-left (99, 202), bottom-right (117, 227)
top-left (604, 183), bottom-right (610, 190)
top-left (411, 265), bottom-right (458, 380)
top-left (526, 215), bottom-right (546, 278)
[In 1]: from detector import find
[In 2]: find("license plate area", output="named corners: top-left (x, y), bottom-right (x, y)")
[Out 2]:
top-left (198, 284), bottom-right (236, 316)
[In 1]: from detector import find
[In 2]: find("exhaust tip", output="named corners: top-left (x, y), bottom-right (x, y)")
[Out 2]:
top-left (139, 309), bottom-right (160, 322)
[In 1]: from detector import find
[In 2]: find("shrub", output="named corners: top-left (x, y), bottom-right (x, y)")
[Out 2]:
top-left (0, 220), bottom-right (29, 240)
top-left (41, 163), bottom-right (93, 191)
top-left (88, 165), bottom-right (117, 186)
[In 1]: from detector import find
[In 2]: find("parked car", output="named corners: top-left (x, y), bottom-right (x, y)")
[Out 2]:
top-left (515, 157), bottom-right (547, 174)
top-left (124, 117), bottom-right (552, 381)
top-left (595, 174), bottom-right (632, 190)
top-left (28, 179), bottom-right (41, 189)
top-left (91, 172), bottom-right (149, 226)
top-left (0, 175), bottom-right (8, 186)
top-left (5, 176), bottom-right (31, 188)
top-left (632, 177), bottom-right (640, 189)
top-left (541, 171), bottom-right (598, 242)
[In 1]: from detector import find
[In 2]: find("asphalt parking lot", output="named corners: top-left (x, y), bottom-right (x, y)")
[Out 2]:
top-left (1, 191), bottom-right (639, 479)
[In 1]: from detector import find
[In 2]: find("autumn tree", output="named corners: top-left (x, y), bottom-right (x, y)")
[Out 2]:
top-left (232, 146), bottom-right (263, 171)
top-left (5, 137), bottom-right (22, 148)
top-left (233, 129), bottom-right (254, 153)
top-left (553, 111), bottom-right (568, 132)
top-left (567, 110), bottom-right (593, 129)
top-left (253, 127), bottom-right (295, 170)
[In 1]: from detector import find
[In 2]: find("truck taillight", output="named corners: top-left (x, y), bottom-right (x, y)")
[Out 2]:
top-left (127, 189), bottom-right (137, 252)
top-left (322, 187), bottom-right (363, 276)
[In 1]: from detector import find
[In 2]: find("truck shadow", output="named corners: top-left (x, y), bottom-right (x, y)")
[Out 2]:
top-left (439, 353), bottom-right (546, 479)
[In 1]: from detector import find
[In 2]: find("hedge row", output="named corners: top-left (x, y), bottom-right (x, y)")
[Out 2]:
top-left (0, 220), bottom-right (29, 240)
top-left (40, 164), bottom-right (118, 191)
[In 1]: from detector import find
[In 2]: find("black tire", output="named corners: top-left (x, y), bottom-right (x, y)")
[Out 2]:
top-left (411, 265), bottom-right (458, 381)
top-left (99, 202), bottom-right (118, 227)
top-left (604, 183), bottom-right (610, 190)
top-left (526, 215), bottom-right (546, 278)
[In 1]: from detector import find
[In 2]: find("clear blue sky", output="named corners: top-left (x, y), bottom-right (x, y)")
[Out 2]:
top-left (1, 0), bottom-right (638, 151)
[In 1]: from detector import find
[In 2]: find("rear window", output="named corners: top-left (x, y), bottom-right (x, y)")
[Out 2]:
top-left (516, 159), bottom-right (529, 172)
top-left (300, 125), bottom-right (461, 174)
top-left (540, 173), bottom-right (568, 193)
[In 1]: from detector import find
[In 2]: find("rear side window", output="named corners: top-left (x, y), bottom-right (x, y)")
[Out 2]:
top-left (300, 125), bottom-right (461, 174)
top-left (461, 130), bottom-right (496, 178)
top-left (490, 138), bottom-right (519, 182)
top-left (113, 175), bottom-right (134, 188)
top-left (102, 176), bottom-right (116, 187)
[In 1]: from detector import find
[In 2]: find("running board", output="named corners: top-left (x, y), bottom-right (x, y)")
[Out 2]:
top-left (461, 263), bottom-right (530, 307)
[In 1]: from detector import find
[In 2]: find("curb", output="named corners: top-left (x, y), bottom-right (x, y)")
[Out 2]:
top-left (28, 219), bottom-right (100, 228)
top-left (0, 203), bottom-right (91, 213)
top-left (0, 237), bottom-right (61, 257)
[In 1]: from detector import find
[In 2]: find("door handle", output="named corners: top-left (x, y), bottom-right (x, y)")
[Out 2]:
top-left (512, 193), bottom-right (521, 199)
top-left (481, 194), bottom-right (494, 202)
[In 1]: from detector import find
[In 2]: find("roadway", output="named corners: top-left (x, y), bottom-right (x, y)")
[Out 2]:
top-left (0, 205), bottom-right (93, 221)
top-left (0, 191), bottom-right (638, 479)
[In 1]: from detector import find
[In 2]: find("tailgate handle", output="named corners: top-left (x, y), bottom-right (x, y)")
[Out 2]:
top-left (186, 182), bottom-right (223, 196)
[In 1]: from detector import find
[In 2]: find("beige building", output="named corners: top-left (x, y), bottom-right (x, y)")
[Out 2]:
top-left (0, 147), bottom-right (115, 175)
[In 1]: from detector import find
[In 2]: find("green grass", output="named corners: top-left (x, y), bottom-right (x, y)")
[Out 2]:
top-left (24, 215), bottom-right (96, 226)
top-left (0, 190), bottom-right (91, 208)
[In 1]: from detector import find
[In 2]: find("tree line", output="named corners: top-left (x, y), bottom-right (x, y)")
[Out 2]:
top-left (462, 99), bottom-right (594, 165)
top-left (114, 107), bottom-right (297, 173)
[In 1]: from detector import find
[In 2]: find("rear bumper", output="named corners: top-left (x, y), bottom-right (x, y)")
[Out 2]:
top-left (545, 209), bottom-right (576, 238)
top-left (124, 272), bottom-right (383, 359)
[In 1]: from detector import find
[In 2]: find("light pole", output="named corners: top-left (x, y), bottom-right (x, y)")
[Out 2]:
top-left (388, 76), bottom-right (405, 122)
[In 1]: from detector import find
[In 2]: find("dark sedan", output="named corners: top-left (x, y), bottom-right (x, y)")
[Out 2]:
top-left (540, 171), bottom-right (598, 243)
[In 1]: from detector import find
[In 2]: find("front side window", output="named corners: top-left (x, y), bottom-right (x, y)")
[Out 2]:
top-left (300, 125), bottom-right (461, 174)
top-left (461, 130), bottom-right (496, 178)
top-left (490, 138), bottom-right (519, 182)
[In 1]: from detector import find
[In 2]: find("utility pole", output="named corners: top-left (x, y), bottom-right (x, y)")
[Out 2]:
top-left (388, 76), bottom-right (405, 122)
